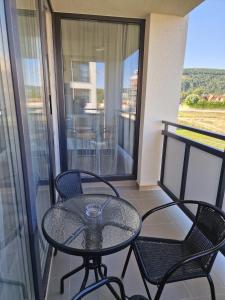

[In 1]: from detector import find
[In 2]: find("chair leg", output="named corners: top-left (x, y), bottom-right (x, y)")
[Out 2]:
top-left (140, 272), bottom-right (152, 300)
top-left (101, 263), bottom-right (108, 276)
top-left (108, 277), bottom-right (126, 300)
top-left (80, 268), bottom-right (89, 291)
top-left (154, 283), bottom-right (165, 300)
top-left (53, 248), bottom-right (57, 256)
top-left (94, 268), bottom-right (99, 282)
top-left (121, 246), bottom-right (132, 279)
top-left (71, 277), bottom-right (126, 300)
top-left (207, 275), bottom-right (216, 300)
top-left (98, 265), bottom-right (121, 300)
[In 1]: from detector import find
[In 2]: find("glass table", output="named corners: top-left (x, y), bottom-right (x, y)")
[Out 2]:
top-left (42, 194), bottom-right (141, 299)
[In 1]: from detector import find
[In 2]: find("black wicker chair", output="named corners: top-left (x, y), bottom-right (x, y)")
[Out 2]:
top-left (121, 200), bottom-right (225, 300)
top-left (55, 169), bottom-right (119, 200)
top-left (70, 277), bottom-right (148, 300)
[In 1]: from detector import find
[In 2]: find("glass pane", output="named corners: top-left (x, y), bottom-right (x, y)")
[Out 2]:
top-left (72, 61), bottom-right (90, 82)
top-left (16, 0), bottom-right (52, 273)
top-left (61, 19), bottom-right (140, 176)
top-left (0, 0), bottom-right (34, 299)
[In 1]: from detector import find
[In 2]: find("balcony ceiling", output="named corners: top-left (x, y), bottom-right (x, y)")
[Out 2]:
top-left (50, 0), bottom-right (204, 18)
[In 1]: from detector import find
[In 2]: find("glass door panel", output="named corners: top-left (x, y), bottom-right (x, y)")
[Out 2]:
top-left (60, 18), bottom-right (141, 177)
top-left (0, 0), bottom-right (34, 298)
top-left (15, 0), bottom-right (53, 274)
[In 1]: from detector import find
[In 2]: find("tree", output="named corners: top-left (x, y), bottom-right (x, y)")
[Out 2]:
top-left (192, 87), bottom-right (204, 96)
top-left (97, 89), bottom-right (104, 105)
top-left (184, 94), bottom-right (201, 105)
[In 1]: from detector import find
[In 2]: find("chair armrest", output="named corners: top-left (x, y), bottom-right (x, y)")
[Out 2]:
top-left (80, 170), bottom-right (120, 197)
top-left (161, 239), bottom-right (225, 286)
top-left (142, 200), bottom-right (208, 222)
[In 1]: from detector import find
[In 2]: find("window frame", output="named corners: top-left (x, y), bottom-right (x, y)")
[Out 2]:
top-left (53, 12), bottom-right (145, 181)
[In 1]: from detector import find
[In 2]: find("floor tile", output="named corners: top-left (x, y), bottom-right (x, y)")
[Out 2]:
top-left (50, 252), bottom-right (71, 279)
top-left (47, 276), bottom-right (70, 300)
top-left (160, 282), bottom-right (191, 300)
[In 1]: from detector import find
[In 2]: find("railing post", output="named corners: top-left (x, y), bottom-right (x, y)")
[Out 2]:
top-left (180, 144), bottom-right (190, 200)
top-left (160, 123), bottom-right (168, 184)
top-left (216, 150), bottom-right (225, 209)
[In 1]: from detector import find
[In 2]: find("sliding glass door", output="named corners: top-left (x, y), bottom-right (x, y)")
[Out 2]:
top-left (56, 16), bottom-right (144, 178)
top-left (0, 0), bottom-right (34, 298)
top-left (10, 0), bottom-right (53, 276)
top-left (15, 0), bottom-right (54, 274)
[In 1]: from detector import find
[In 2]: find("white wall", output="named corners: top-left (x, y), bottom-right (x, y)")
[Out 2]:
top-left (137, 13), bottom-right (188, 187)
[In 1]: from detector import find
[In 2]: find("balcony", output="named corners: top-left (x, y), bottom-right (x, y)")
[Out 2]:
top-left (46, 189), bottom-right (225, 300)
top-left (46, 123), bottom-right (225, 300)
top-left (1, 0), bottom-right (225, 300)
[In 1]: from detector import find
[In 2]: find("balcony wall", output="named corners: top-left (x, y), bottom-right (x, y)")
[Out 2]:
top-left (137, 13), bottom-right (188, 188)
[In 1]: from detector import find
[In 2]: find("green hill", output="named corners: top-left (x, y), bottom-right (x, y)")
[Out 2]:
top-left (181, 68), bottom-right (225, 101)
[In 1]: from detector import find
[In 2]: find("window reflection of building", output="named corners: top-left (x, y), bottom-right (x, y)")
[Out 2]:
top-left (71, 61), bottom-right (89, 82)
top-left (130, 70), bottom-right (138, 112)
top-left (70, 61), bottom-right (96, 111)
top-left (122, 69), bottom-right (138, 112)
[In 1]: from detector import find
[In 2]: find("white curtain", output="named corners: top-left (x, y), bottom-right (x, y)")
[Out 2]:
top-left (61, 19), bottom-right (139, 126)
top-left (61, 18), bottom-right (140, 175)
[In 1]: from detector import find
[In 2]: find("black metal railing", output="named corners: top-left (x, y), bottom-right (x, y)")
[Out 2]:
top-left (118, 110), bottom-right (136, 158)
top-left (159, 121), bottom-right (225, 212)
top-left (66, 109), bottom-right (136, 159)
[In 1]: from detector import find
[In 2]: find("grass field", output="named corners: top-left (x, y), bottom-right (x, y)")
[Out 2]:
top-left (177, 108), bottom-right (225, 151)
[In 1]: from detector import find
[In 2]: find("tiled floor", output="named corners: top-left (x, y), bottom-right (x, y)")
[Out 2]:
top-left (46, 187), bottom-right (225, 300)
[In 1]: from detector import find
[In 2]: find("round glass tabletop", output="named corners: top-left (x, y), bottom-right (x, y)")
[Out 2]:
top-left (42, 194), bottom-right (141, 256)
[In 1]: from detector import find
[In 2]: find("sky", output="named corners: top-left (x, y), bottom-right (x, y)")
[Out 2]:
top-left (96, 51), bottom-right (139, 89)
top-left (23, 59), bottom-right (41, 86)
top-left (184, 0), bottom-right (225, 69)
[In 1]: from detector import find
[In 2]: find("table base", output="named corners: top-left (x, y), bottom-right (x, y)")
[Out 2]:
top-left (60, 256), bottom-right (126, 300)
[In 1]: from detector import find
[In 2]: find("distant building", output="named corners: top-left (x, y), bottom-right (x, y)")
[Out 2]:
top-left (130, 70), bottom-right (138, 111)
top-left (70, 61), bottom-right (97, 112)
top-left (203, 94), bottom-right (225, 102)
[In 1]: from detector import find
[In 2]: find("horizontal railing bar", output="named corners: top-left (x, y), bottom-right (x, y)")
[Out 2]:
top-left (162, 120), bottom-right (225, 141)
top-left (162, 130), bottom-right (224, 158)
top-left (157, 181), bottom-right (195, 220)
top-left (83, 108), bottom-right (104, 111)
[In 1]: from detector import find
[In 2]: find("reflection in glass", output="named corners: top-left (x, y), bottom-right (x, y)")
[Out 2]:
top-left (61, 19), bottom-right (140, 176)
top-left (71, 61), bottom-right (90, 82)
top-left (16, 0), bottom-right (52, 273)
top-left (0, 0), bottom-right (34, 298)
